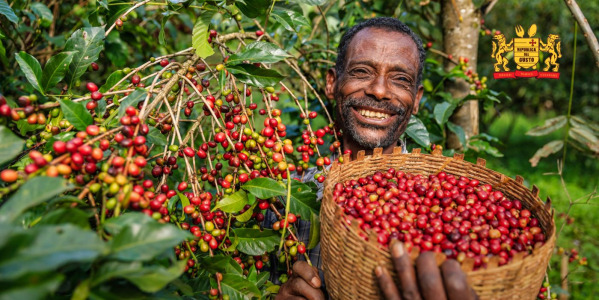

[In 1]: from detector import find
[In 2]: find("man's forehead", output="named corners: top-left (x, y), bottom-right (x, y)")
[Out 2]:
top-left (345, 27), bottom-right (419, 71)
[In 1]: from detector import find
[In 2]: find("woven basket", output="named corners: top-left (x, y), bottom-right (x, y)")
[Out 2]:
top-left (320, 147), bottom-right (556, 300)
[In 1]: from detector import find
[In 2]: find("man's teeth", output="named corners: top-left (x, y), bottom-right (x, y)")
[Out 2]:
top-left (358, 109), bottom-right (390, 119)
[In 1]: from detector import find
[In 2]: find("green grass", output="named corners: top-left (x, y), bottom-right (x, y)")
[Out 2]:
top-left (466, 112), bottom-right (599, 299)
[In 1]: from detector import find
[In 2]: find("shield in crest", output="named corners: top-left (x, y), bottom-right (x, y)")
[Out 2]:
top-left (514, 38), bottom-right (539, 69)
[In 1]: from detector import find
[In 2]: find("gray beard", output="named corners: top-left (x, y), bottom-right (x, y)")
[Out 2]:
top-left (340, 96), bottom-right (408, 149)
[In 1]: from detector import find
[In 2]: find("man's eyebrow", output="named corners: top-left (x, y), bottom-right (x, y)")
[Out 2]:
top-left (346, 59), bottom-right (415, 74)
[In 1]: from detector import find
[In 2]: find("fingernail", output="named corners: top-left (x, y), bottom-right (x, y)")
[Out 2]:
top-left (392, 241), bottom-right (405, 258)
top-left (375, 266), bottom-right (383, 277)
top-left (311, 277), bottom-right (320, 287)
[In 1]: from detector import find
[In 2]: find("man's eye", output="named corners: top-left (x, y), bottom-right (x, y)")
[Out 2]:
top-left (350, 68), bottom-right (369, 76)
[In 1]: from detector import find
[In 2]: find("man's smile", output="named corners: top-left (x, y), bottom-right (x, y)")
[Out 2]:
top-left (351, 106), bottom-right (397, 126)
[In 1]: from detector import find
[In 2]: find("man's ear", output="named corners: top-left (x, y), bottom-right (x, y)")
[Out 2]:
top-left (325, 68), bottom-right (337, 100)
top-left (412, 85), bottom-right (424, 115)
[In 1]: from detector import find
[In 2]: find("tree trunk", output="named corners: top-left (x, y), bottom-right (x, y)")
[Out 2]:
top-left (441, 0), bottom-right (481, 150)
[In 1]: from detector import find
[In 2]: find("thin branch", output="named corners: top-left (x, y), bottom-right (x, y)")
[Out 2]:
top-left (563, 0), bottom-right (599, 69)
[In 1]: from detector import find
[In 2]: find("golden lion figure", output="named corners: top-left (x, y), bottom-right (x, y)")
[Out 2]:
top-left (540, 34), bottom-right (561, 72)
top-left (491, 34), bottom-right (513, 72)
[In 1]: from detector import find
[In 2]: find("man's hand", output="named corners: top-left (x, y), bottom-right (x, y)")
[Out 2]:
top-left (376, 241), bottom-right (478, 300)
top-left (276, 261), bottom-right (325, 300)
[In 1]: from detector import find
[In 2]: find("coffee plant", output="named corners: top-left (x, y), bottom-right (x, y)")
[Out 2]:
top-left (0, 0), bottom-right (512, 299)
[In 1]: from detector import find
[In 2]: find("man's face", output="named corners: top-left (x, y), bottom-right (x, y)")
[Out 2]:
top-left (326, 27), bottom-right (423, 150)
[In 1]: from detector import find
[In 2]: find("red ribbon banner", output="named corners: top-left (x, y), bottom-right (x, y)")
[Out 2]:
top-left (494, 70), bottom-right (560, 79)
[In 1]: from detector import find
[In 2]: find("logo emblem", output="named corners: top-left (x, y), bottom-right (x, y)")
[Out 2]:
top-left (492, 24), bottom-right (561, 79)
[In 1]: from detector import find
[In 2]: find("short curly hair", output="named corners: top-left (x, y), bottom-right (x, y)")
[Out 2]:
top-left (335, 17), bottom-right (426, 85)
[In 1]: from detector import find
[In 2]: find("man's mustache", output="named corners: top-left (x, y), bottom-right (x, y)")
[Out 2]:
top-left (341, 96), bottom-right (407, 116)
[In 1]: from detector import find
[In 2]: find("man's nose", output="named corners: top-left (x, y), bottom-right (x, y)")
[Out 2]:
top-left (365, 75), bottom-right (390, 101)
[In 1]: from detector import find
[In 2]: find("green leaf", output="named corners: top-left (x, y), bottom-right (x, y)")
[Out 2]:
top-left (289, 180), bottom-right (319, 219)
top-left (0, 176), bottom-right (72, 223)
top-left (423, 79), bottom-right (433, 92)
top-left (271, 6), bottom-right (310, 31)
top-left (235, 202), bottom-right (257, 222)
top-left (65, 27), bottom-right (105, 90)
top-left (16, 119), bottom-right (44, 135)
top-left (227, 64), bottom-right (285, 88)
top-left (232, 228), bottom-right (279, 256)
top-left (529, 140), bottom-right (563, 167)
top-left (255, 271), bottom-right (269, 287)
top-left (117, 88), bottom-right (147, 119)
top-left (242, 177), bottom-right (286, 199)
top-left (191, 13), bottom-right (214, 58)
top-left (526, 116), bottom-right (567, 136)
top-left (405, 116), bottom-right (430, 147)
top-left (58, 98), bottom-right (93, 131)
top-left (569, 126), bottom-right (599, 150)
top-left (120, 260), bottom-right (187, 293)
top-left (99, 70), bottom-right (125, 93)
top-left (41, 51), bottom-right (75, 92)
top-left (236, 0), bottom-right (270, 18)
top-left (15, 51), bottom-right (43, 93)
top-left (0, 224), bottom-right (106, 280)
top-left (468, 140), bottom-right (503, 157)
top-left (0, 0), bottom-right (18, 24)
top-left (176, 191), bottom-right (190, 218)
top-left (227, 41), bottom-right (291, 65)
top-left (0, 273), bottom-right (64, 300)
top-left (213, 190), bottom-right (248, 213)
top-left (92, 260), bottom-right (187, 293)
top-left (37, 208), bottom-right (92, 229)
top-left (307, 211), bottom-right (320, 249)
top-left (433, 102), bottom-right (457, 126)
top-left (447, 122), bottom-right (466, 148)
top-left (220, 274), bottom-right (261, 300)
top-left (199, 255), bottom-right (243, 276)
top-left (107, 213), bottom-right (192, 261)
top-left (147, 126), bottom-right (167, 146)
top-left (30, 2), bottom-right (53, 27)
top-left (71, 278), bottom-right (90, 300)
top-left (0, 126), bottom-right (24, 166)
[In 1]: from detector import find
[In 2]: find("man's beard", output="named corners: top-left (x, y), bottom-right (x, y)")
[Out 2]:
top-left (340, 96), bottom-right (409, 149)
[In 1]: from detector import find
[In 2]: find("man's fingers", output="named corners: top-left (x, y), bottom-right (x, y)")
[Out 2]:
top-left (376, 265), bottom-right (401, 300)
top-left (287, 276), bottom-right (326, 300)
top-left (292, 261), bottom-right (321, 288)
top-left (440, 260), bottom-right (475, 300)
top-left (415, 252), bottom-right (447, 300)
top-left (390, 241), bottom-right (421, 300)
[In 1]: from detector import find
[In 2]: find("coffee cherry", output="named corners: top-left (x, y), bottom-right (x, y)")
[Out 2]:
top-left (91, 91), bottom-right (103, 100)
top-left (86, 82), bottom-right (98, 92)
top-left (131, 74), bottom-right (141, 85)
top-left (287, 213), bottom-right (297, 224)
top-left (0, 169), bottom-right (18, 182)
top-left (86, 125), bottom-right (100, 136)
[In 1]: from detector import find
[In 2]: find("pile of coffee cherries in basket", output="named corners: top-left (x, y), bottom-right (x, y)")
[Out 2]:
top-left (332, 169), bottom-right (547, 269)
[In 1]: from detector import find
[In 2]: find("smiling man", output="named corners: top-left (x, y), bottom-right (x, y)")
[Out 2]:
top-left (274, 18), bottom-right (477, 300)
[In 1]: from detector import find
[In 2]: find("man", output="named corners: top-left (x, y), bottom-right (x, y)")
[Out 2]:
top-left (274, 17), bottom-right (477, 300)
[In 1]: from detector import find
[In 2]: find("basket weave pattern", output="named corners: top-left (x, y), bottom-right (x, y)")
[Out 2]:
top-left (320, 147), bottom-right (555, 300)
